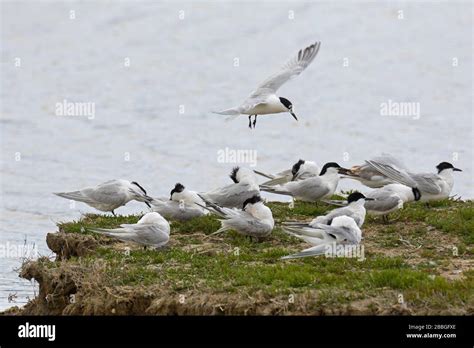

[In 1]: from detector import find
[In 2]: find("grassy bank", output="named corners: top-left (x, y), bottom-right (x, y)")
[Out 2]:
top-left (9, 199), bottom-right (474, 315)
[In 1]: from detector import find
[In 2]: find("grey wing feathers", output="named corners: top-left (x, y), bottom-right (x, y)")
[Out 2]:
top-left (366, 160), bottom-right (418, 188)
top-left (281, 245), bottom-right (328, 259)
top-left (253, 41), bottom-right (321, 94)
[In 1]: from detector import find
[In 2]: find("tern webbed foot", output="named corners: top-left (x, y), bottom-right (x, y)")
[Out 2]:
top-left (253, 115), bottom-right (257, 128)
top-left (248, 115), bottom-right (252, 129)
top-left (111, 210), bottom-right (117, 217)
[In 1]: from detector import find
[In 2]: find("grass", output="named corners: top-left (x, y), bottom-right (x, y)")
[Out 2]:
top-left (38, 198), bottom-right (474, 314)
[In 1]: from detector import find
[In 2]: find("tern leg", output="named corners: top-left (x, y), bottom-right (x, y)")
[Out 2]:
top-left (248, 115), bottom-right (252, 129)
top-left (111, 210), bottom-right (116, 217)
top-left (253, 115), bottom-right (258, 128)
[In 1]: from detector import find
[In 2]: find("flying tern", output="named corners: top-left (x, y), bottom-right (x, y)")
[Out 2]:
top-left (214, 41), bottom-right (321, 128)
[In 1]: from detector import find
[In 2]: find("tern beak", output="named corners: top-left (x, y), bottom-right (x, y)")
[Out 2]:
top-left (337, 167), bottom-right (351, 175)
top-left (453, 167), bottom-right (462, 172)
top-left (290, 111), bottom-right (298, 121)
top-left (291, 173), bottom-right (298, 181)
top-left (365, 198), bottom-right (375, 201)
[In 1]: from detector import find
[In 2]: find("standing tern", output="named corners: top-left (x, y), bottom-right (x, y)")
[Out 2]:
top-left (151, 183), bottom-right (208, 221)
top-left (339, 153), bottom-right (407, 188)
top-left (54, 179), bottom-right (153, 216)
top-left (214, 41), bottom-right (321, 128)
top-left (200, 167), bottom-right (260, 208)
top-left (364, 184), bottom-right (421, 222)
top-left (366, 160), bottom-right (462, 202)
top-left (281, 216), bottom-right (362, 259)
top-left (260, 162), bottom-right (347, 202)
top-left (198, 195), bottom-right (274, 239)
top-left (283, 192), bottom-right (372, 228)
top-left (89, 212), bottom-right (170, 248)
top-left (254, 159), bottom-right (320, 186)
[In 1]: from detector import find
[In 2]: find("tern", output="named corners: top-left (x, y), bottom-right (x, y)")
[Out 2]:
top-left (283, 192), bottom-right (372, 228)
top-left (260, 162), bottom-right (347, 202)
top-left (325, 184), bottom-right (421, 222)
top-left (54, 179), bottom-right (153, 216)
top-left (254, 159), bottom-right (319, 186)
top-left (151, 183), bottom-right (208, 221)
top-left (281, 216), bottom-right (362, 259)
top-left (200, 167), bottom-right (260, 208)
top-left (214, 41), bottom-right (321, 128)
top-left (198, 195), bottom-right (274, 239)
top-left (339, 153), bottom-right (407, 188)
top-left (89, 212), bottom-right (170, 248)
top-left (366, 160), bottom-right (462, 202)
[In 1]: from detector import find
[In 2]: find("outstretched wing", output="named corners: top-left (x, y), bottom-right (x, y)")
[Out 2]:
top-left (250, 41), bottom-right (321, 96)
top-left (366, 160), bottom-right (442, 195)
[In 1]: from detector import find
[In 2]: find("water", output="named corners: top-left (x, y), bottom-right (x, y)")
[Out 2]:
top-left (0, 1), bottom-right (472, 311)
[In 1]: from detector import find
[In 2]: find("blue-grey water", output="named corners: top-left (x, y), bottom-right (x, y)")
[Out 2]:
top-left (0, 1), bottom-right (472, 310)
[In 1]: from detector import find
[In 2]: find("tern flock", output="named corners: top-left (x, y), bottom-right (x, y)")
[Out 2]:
top-left (54, 154), bottom-right (462, 259)
top-left (54, 42), bottom-right (463, 259)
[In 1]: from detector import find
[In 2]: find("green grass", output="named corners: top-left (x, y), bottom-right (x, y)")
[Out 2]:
top-left (48, 198), bottom-right (474, 313)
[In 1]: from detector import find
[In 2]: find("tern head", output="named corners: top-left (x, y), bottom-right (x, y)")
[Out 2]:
top-left (131, 181), bottom-right (153, 207)
top-left (436, 162), bottom-right (462, 174)
top-left (230, 167), bottom-right (240, 183)
top-left (412, 187), bottom-right (422, 201)
top-left (170, 183), bottom-right (185, 200)
top-left (243, 195), bottom-right (262, 210)
top-left (291, 159), bottom-right (305, 180)
top-left (347, 191), bottom-right (374, 203)
top-left (279, 97), bottom-right (297, 121)
top-left (319, 162), bottom-right (347, 176)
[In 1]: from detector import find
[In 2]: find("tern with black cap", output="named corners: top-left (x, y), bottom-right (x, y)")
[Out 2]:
top-left (213, 41), bottom-right (321, 128)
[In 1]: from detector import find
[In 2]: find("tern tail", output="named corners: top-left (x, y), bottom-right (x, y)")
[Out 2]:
top-left (212, 108), bottom-right (241, 115)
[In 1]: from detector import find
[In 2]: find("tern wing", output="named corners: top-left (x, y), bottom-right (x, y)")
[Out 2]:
top-left (366, 160), bottom-right (418, 189)
top-left (90, 223), bottom-right (169, 246)
top-left (410, 173), bottom-right (444, 195)
top-left (311, 224), bottom-right (360, 244)
top-left (250, 41), bottom-right (321, 96)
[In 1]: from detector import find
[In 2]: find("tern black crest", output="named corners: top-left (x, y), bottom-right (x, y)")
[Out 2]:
top-left (347, 192), bottom-right (366, 203)
top-left (435, 162), bottom-right (461, 173)
top-left (279, 97), bottom-right (292, 110)
top-left (131, 182), bottom-right (147, 195)
top-left (319, 162), bottom-right (341, 176)
top-left (170, 183), bottom-right (185, 199)
top-left (229, 167), bottom-right (240, 183)
top-left (412, 188), bottom-right (421, 201)
top-left (243, 195), bottom-right (262, 209)
top-left (291, 159), bottom-right (305, 176)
